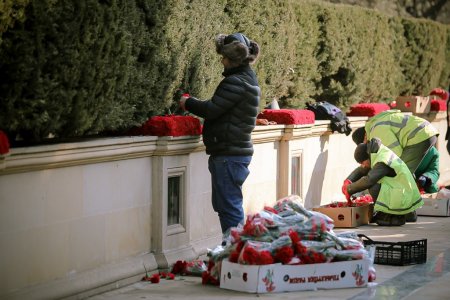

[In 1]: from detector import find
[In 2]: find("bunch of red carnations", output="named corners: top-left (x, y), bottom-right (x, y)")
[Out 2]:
top-left (327, 194), bottom-right (373, 208)
top-left (201, 195), bottom-right (375, 285)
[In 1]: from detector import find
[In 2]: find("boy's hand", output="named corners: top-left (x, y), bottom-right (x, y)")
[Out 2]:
top-left (179, 93), bottom-right (190, 111)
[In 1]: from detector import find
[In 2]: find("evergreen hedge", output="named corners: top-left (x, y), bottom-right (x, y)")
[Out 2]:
top-left (0, 0), bottom-right (449, 144)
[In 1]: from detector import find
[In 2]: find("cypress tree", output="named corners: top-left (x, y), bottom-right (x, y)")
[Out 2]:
top-left (0, 0), bottom-right (153, 143)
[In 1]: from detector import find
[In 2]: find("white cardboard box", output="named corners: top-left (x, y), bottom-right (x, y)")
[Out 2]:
top-left (417, 193), bottom-right (450, 217)
top-left (220, 259), bottom-right (370, 293)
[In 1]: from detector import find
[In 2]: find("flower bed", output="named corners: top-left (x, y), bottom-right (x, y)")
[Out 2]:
top-left (257, 109), bottom-right (315, 125)
top-left (0, 130), bottom-right (10, 155)
top-left (346, 103), bottom-right (390, 117)
top-left (127, 115), bottom-right (202, 137)
top-left (430, 99), bottom-right (447, 111)
top-left (429, 88), bottom-right (449, 102)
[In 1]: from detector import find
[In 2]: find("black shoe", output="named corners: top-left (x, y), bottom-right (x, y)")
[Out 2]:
top-left (372, 212), bottom-right (387, 225)
top-left (390, 215), bottom-right (406, 226)
top-left (374, 212), bottom-right (405, 226)
top-left (405, 211), bottom-right (417, 222)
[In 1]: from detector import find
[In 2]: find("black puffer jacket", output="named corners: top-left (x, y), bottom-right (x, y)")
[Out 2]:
top-left (185, 65), bottom-right (260, 156)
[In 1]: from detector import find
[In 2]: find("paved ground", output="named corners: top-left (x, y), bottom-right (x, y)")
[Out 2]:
top-left (88, 216), bottom-right (450, 300)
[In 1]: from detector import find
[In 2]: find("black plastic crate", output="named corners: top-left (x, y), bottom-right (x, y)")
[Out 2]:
top-left (358, 234), bottom-right (427, 266)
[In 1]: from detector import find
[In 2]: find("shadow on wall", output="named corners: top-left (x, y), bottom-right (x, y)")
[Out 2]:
top-left (304, 137), bottom-right (329, 208)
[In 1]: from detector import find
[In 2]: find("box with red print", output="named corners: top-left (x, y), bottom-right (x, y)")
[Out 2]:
top-left (220, 259), bottom-right (370, 293)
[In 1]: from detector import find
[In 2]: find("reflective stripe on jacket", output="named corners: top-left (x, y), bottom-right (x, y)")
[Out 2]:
top-left (365, 110), bottom-right (438, 157)
top-left (371, 142), bottom-right (423, 215)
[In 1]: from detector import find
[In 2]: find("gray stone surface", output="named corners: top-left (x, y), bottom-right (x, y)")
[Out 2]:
top-left (87, 216), bottom-right (450, 300)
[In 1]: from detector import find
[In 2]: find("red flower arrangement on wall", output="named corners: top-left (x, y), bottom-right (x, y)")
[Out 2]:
top-left (429, 88), bottom-right (448, 112)
top-left (430, 99), bottom-right (447, 111)
top-left (346, 103), bottom-right (391, 117)
top-left (0, 130), bottom-right (10, 155)
top-left (127, 115), bottom-right (202, 137)
top-left (430, 88), bottom-right (449, 102)
top-left (257, 109), bottom-right (315, 125)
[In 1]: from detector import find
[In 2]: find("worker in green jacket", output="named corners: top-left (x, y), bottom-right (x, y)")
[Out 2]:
top-left (350, 110), bottom-right (439, 221)
top-left (353, 123), bottom-right (440, 193)
top-left (342, 138), bottom-right (423, 226)
top-left (352, 109), bottom-right (439, 173)
top-left (414, 146), bottom-right (440, 193)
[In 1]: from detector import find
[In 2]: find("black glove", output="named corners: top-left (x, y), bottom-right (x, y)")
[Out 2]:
top-left (417, 175), bottom-right (428, 188)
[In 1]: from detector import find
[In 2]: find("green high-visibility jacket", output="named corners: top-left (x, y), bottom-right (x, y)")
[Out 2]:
top-left (365, 110), bottom-right (439, 158)
top-left (371, 140), bottom-right (423, 215)
top-left (415, 146), bottom-right (440, 193)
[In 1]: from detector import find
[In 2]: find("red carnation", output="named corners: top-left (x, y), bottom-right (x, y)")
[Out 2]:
top-left (258, 250), bottom-right (275, 265)
top-left (201, 271), bottom-right (209, 285)
top-left (207, 260), bottom-right (215, 272)
top-left (228, 251), bottom-right (240, 263)
top-left (288, 230), bottom-right (300, 246)
top-left (0, 130), bottom-right (10, 155)
top-left (166, 273), bottom-right (175, 280)
top-left (171, 260), bottom-right (187, 274)
top-left (150, 273), bottom-right (160, 283)
top-left (273, 246), bottom-right (294, 264)
top-left (263, 206), bottom-right (279, 214)
top-left (230, 227), bottom-right (243, 243)
top-left (202, 271), bottom-right (220, 286)
top-left (240, 247), bottom-right (260, 265)
top-left (430, 88), bottom-right (449, 101)
top-left (228, 241), bottom-right (244, 263)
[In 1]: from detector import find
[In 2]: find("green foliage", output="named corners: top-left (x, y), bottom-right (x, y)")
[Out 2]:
top-left (0, 0), bottom-right (30, 45)
top-left (0, 0), bottom-right (153, 142)
top-left (0, 0), bottom-right (449, 144)
top-left (144, 0), bottom-right (230, 113)
top-left (395, 17), bottom-right (449, 95)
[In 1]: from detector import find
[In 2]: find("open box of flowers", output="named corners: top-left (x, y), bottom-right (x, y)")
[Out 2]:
top-left (202, 195), bottom-right (376, 293)
top-left (313, 195), bottom-right (374, 228)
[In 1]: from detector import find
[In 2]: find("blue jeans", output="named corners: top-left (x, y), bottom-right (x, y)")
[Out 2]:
top-left (208, 155), bottom-right (251, 233)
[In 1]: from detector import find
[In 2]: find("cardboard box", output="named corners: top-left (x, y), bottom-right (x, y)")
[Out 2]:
top-left (395, 96), bottom-right (430, 113)
top-left (220, 259), bottom-right (370, 293)
top-left (417, 193), bottom-right (450, 217)
top-left (313, 204), bottom-right (372, 228)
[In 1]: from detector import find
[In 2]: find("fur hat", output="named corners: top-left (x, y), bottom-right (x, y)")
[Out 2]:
top-left (354, 143), bottom-right (369, 163)
top-left (352, 127), bottom-right (366, 145)
top-left (215, 33), bottom-right (260, 64)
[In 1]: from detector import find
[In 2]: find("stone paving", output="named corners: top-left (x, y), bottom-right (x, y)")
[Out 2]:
top-left (87, 216), bottom-right (450, 300)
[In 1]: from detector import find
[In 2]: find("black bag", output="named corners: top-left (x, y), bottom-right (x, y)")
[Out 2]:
top-left (306, 101), bottom-right (352, 135)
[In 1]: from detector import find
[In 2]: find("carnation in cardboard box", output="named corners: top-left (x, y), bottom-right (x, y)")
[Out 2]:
top-left (313, 195), bottom-right (374, 228)
top-left (220, 258), bottom-right (371, 293)
top-left (202, 195), bottom-right (376, 292)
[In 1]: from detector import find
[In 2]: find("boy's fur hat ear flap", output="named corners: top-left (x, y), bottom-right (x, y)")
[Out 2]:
top-left (215, 33), bottom-right (260, 64)
top-left (221, 41), bottom-right (249, 63)
top-left (215, 34), bottom-right (227, 55)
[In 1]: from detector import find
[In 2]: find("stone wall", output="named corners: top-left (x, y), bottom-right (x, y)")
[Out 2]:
top-left (0, 112), bottom-right (448, 299)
